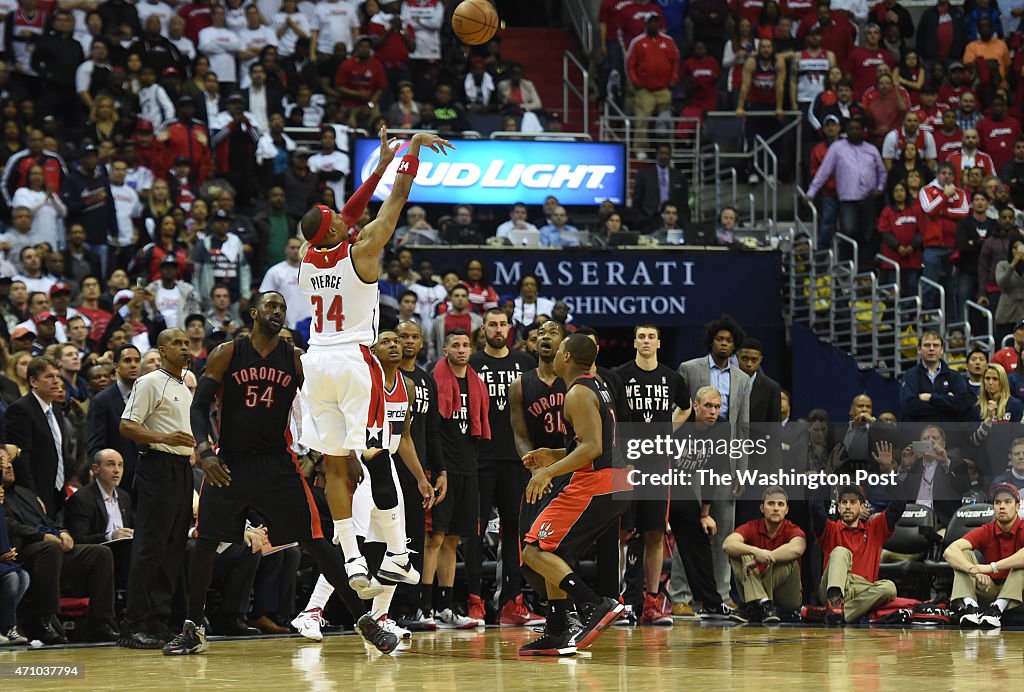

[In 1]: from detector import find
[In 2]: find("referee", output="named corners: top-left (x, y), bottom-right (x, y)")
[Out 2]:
top-left (117, 329), bottom-right (196, 649)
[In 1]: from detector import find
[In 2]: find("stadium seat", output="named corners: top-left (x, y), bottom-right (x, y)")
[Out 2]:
top-left (879, 504), bottom-right (939, 579)
top-left (923, 503), bottom-right (995, 577)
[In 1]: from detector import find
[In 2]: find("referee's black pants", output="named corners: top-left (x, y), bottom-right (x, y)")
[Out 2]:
top-left (123, 451), bottom-right (193, 634)
top-left (466, 458), bottom-right (527, 606)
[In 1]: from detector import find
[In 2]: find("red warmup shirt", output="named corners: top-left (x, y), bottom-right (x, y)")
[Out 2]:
top-left (933, 128), bottom-right (963, 162)
top-left (936, 7), bottom-right (955, 57)
top-left (817, 512), bottom-right (894, 583)
top-left (626, 32), bottom-right (680, 91)
top-left (978, 115), bottom-right (1022, 172)
top-left (735, 519), bottom-right (805, 574)
top-left (991, 347), bottom-right (1021, 374)
top-left (809, 140), bottom-right (837, 196)
top-left (843, 47), bottom-right (896, 100)
top-left (681, 55), bottom-right (720, 113)
top-left (335, 56), bottom-right (389, 109)
top-left (367, 19), bottom-right (415, 68)
top-left (963, 518), bottom-right (1024, 581)
top-left (877, 201), bottom-right (922, 269)
top-left (732, 0), bottom-right (765, 25)
top-left (614, 2), bottom-right (666, 45)
top-left (918, 181), bottom-right (970, 248)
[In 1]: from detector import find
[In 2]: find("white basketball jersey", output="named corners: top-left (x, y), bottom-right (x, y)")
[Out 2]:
top-left (383, 374), bottom-right (409, 455)
top-left (298, 241), bottom-right (379, 347)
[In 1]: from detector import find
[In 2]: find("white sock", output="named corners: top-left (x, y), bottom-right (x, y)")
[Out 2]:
top-left (370, 585), bottom-right (397, 620)
top-left (372, 507), bottom-right (407, 556)
top-left (963, 598), bottom-right (979, 608)
top-left (994, 598), bottom-right (1009, 612)
top-left (306, 573), bottom-right (335, 611)
top-left (334, 518), bottom-right (361, 561)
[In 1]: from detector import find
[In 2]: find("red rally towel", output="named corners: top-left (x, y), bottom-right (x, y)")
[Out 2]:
top-left (433, 357), bottom-right (491, 440)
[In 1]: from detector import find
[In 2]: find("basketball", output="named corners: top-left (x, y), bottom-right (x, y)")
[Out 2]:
top-left (451, 0), bottom-right (499, 45)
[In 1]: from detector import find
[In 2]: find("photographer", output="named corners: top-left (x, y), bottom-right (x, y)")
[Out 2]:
top-left (100, 287), bottom-right (167, 354)
top-left (898, 424), bottom-right (971, 529)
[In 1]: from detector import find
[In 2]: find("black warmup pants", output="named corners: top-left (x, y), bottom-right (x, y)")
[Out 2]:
top-left (392, 454), bottom-right (427, 618)
top-left (465, 458), bottom-right (528, 606)
top-left (668, 495), bottom-right (724, 609)
top-left (123, 451), bottom-right (193, 634)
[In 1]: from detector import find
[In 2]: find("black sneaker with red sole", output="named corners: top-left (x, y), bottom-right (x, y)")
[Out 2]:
top-left (518, 631), bottom-right (576, 657)
top-left (572, 598), bottom-right (624, 650)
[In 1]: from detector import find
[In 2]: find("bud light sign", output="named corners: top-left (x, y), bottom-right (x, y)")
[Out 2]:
top-left (353, 138), bottom-right (626, 205)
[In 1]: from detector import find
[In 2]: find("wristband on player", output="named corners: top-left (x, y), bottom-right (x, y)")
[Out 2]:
top-left (199, 446), bottom-right (218, 460)
top-left (991, 562), bottom-right (999, 574)
top-left (396, 155), bottom-right (419, 178)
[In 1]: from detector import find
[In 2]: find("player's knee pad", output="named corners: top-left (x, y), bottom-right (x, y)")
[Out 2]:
top-left (365, 449), bottom-right (399, 510)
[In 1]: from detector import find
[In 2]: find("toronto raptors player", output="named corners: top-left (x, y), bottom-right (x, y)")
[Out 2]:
top-left (164, 291), bottom-right (392, 655)
top-left (292, 331), bottom-right (435, 652)
top-left (296, 127), bottom-right (453, 595)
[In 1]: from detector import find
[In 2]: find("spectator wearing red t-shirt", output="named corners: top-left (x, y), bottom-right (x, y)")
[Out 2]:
top-left (938, 63), bottom-right (971, 111)
top-left (843, 23), bottom-right (896, 100)
top-left (680, 41), bottom-right (720, 116)
top-left (366, 11), bottom-right (415, 93)
top-left (334, 37), bottom-right (388, 117)
top-left (733, 0), bottom-right (766, 27)
top-left (933, 110), bottom-right (964, 162)
top-left (978, 95), bottom-right (1021, 172)
top-left (800, 4), bottom-right (856, 66)
top-left (811, 449), bottom-right (903, 625)
top-left (615, 0), bottom-right (666, 47)
top-left (944, 483), bottom-right (1024, 628)
top-left (991, 324), bottom-right (1024, 374)
top-left (723, 486), bottom-right (807, 621)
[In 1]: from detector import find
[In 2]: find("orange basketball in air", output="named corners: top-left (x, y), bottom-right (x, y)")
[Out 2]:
top-left (452, 0), bottom-right (499, 46)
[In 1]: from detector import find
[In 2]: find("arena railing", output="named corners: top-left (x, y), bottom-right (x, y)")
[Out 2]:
top-left (563, 51), bottom-right (591, 136)
top-left (961, 300), bottom-right (996, 357)
top-left (489, 130), bottom-right (593, 141)
top-left (563, 0), bottom-right (595, 57)
top-left (917, 276), bottom-right (946, 337)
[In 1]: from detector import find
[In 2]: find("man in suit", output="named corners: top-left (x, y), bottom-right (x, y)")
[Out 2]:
top-left (241, 63), bottom-right (284, 133)
top-left (87, 346), bottom-right (142, 495)
top-left (6, 357), bottom-right (71, 519)
top-left (735, 337), bottom-right (784, 524)
top-left (2, 451), bottom-right (118, 643)
top-left (65, 449), bottom-right (135, 587)
top-left (901, 425), bottom-right (972, 530)
top-left (630, 143), bottom-right (691, 230)
top-left (676, 315), bottom-right (752, 602)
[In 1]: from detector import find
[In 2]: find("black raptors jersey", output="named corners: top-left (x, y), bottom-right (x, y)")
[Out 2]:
top-left (470, 350), bottom-right (536, 460)
top-left (219, 337), bottom-right (298, 453)
top-left (521, 369), bottom-right (566, 451)
top-left (565, 375), bottom-right (618, 472)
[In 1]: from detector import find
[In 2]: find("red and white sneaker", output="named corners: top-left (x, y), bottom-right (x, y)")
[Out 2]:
top-left (467, 594), bottom-right (486, 626)
top-left (499, 595), bottom-right (546, 627)
top-left (291, 608), bottom-right (326, 642)
top-left (640, 593), bottom-right (673, 627)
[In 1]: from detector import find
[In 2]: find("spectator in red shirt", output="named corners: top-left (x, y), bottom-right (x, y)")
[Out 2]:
top-left (877, 180), bottom-right (922, 294)
top-left (843, 23), bottom-right (896, 100)
top-left (176, 0), bottom-right (212, 45)
top-left (615, 0), bottom-right (665, 47)
top-left (810, 446), bottom-right (902, 625)
top-left (978, 94), bottom-right (1021, 172)
top-left (933, 109), bottom-right (964, 162)
top-left (733, 0), bottom-right (766, 27)
top-left (626, 14), bottom-right (679, 155)
top-left (944, 483), bottom-right (1024, 628)
top-left (158, 95), bottom-right (211, 185)
top-left (800, 3), bottom-right (856, 67)
top-left (334, 37), bottom-right (388, 124)
top-left (680, 41), bottom-right (720, 117)
top-left (938, 63), bottom-right (971, 112)
top-left (723, 486), bottom-right (806, 622)
top-left (367, 9), bottom-right (415, 94)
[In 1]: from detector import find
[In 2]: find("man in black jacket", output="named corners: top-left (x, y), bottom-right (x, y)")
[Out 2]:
top-left (86, 345), bottom-right (142, 494)
top-left (900, 425), bottom-right (971, 529)
top-left (30, 10), bottom-right (84, 131)
top-left (916, 0), bottom-right (966, 65)
top-left (130, 14), bottom-right (184, 77)
top-left (2, 452), bottom-right (118, 644)
top-left (899, 330), bottom-right (976, 423)
top-left (65, 449), bottom-right (135, 586)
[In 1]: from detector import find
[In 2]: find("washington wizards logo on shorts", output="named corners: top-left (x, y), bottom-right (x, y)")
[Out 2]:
top-left (536, 522), bottom-right (554, 540)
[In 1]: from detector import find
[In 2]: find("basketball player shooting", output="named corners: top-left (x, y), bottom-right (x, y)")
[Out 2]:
top-left (297, 126), bottom-right (453, 597)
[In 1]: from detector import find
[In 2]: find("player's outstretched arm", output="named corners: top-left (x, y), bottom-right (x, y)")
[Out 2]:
top-left (352, 129), bottom-right (454, 269)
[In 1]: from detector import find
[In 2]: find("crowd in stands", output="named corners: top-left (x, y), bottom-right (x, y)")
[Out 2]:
top-left (3, 0), bottom-right (1024, 650)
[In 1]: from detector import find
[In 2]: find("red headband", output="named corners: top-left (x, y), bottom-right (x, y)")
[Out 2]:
top-left (310, 205), bottom-right (333, 246)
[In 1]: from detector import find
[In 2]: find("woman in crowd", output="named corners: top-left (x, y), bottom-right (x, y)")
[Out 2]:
top-left (141, 179), bottom-right (175, 241)
top-left (11, 165), bottom-right (67, 251)
top-left (723, 18), bottom-right (757, 110)
top-left (131, 213), bottom-right (192, 283)
top-left (83, 95), bottom-right (127, 146)
top-left (512, 273), bottom-right (556, 326)
top-left (895, 51), bottom-right (925, 106)
top-left (463, 259), bottom-right (498, 315)
top-left (387, 81), bottom-right (421, 129)
top-left (877, 181), bottom-right (921, 295)
top-left (885, 142), bottom-right (932, 196)
top-left (6, 351), bottom-right (30, 397)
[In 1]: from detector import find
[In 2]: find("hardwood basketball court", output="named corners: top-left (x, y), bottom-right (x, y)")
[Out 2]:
top-left (1, 621), bottom-right (1018, 690)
